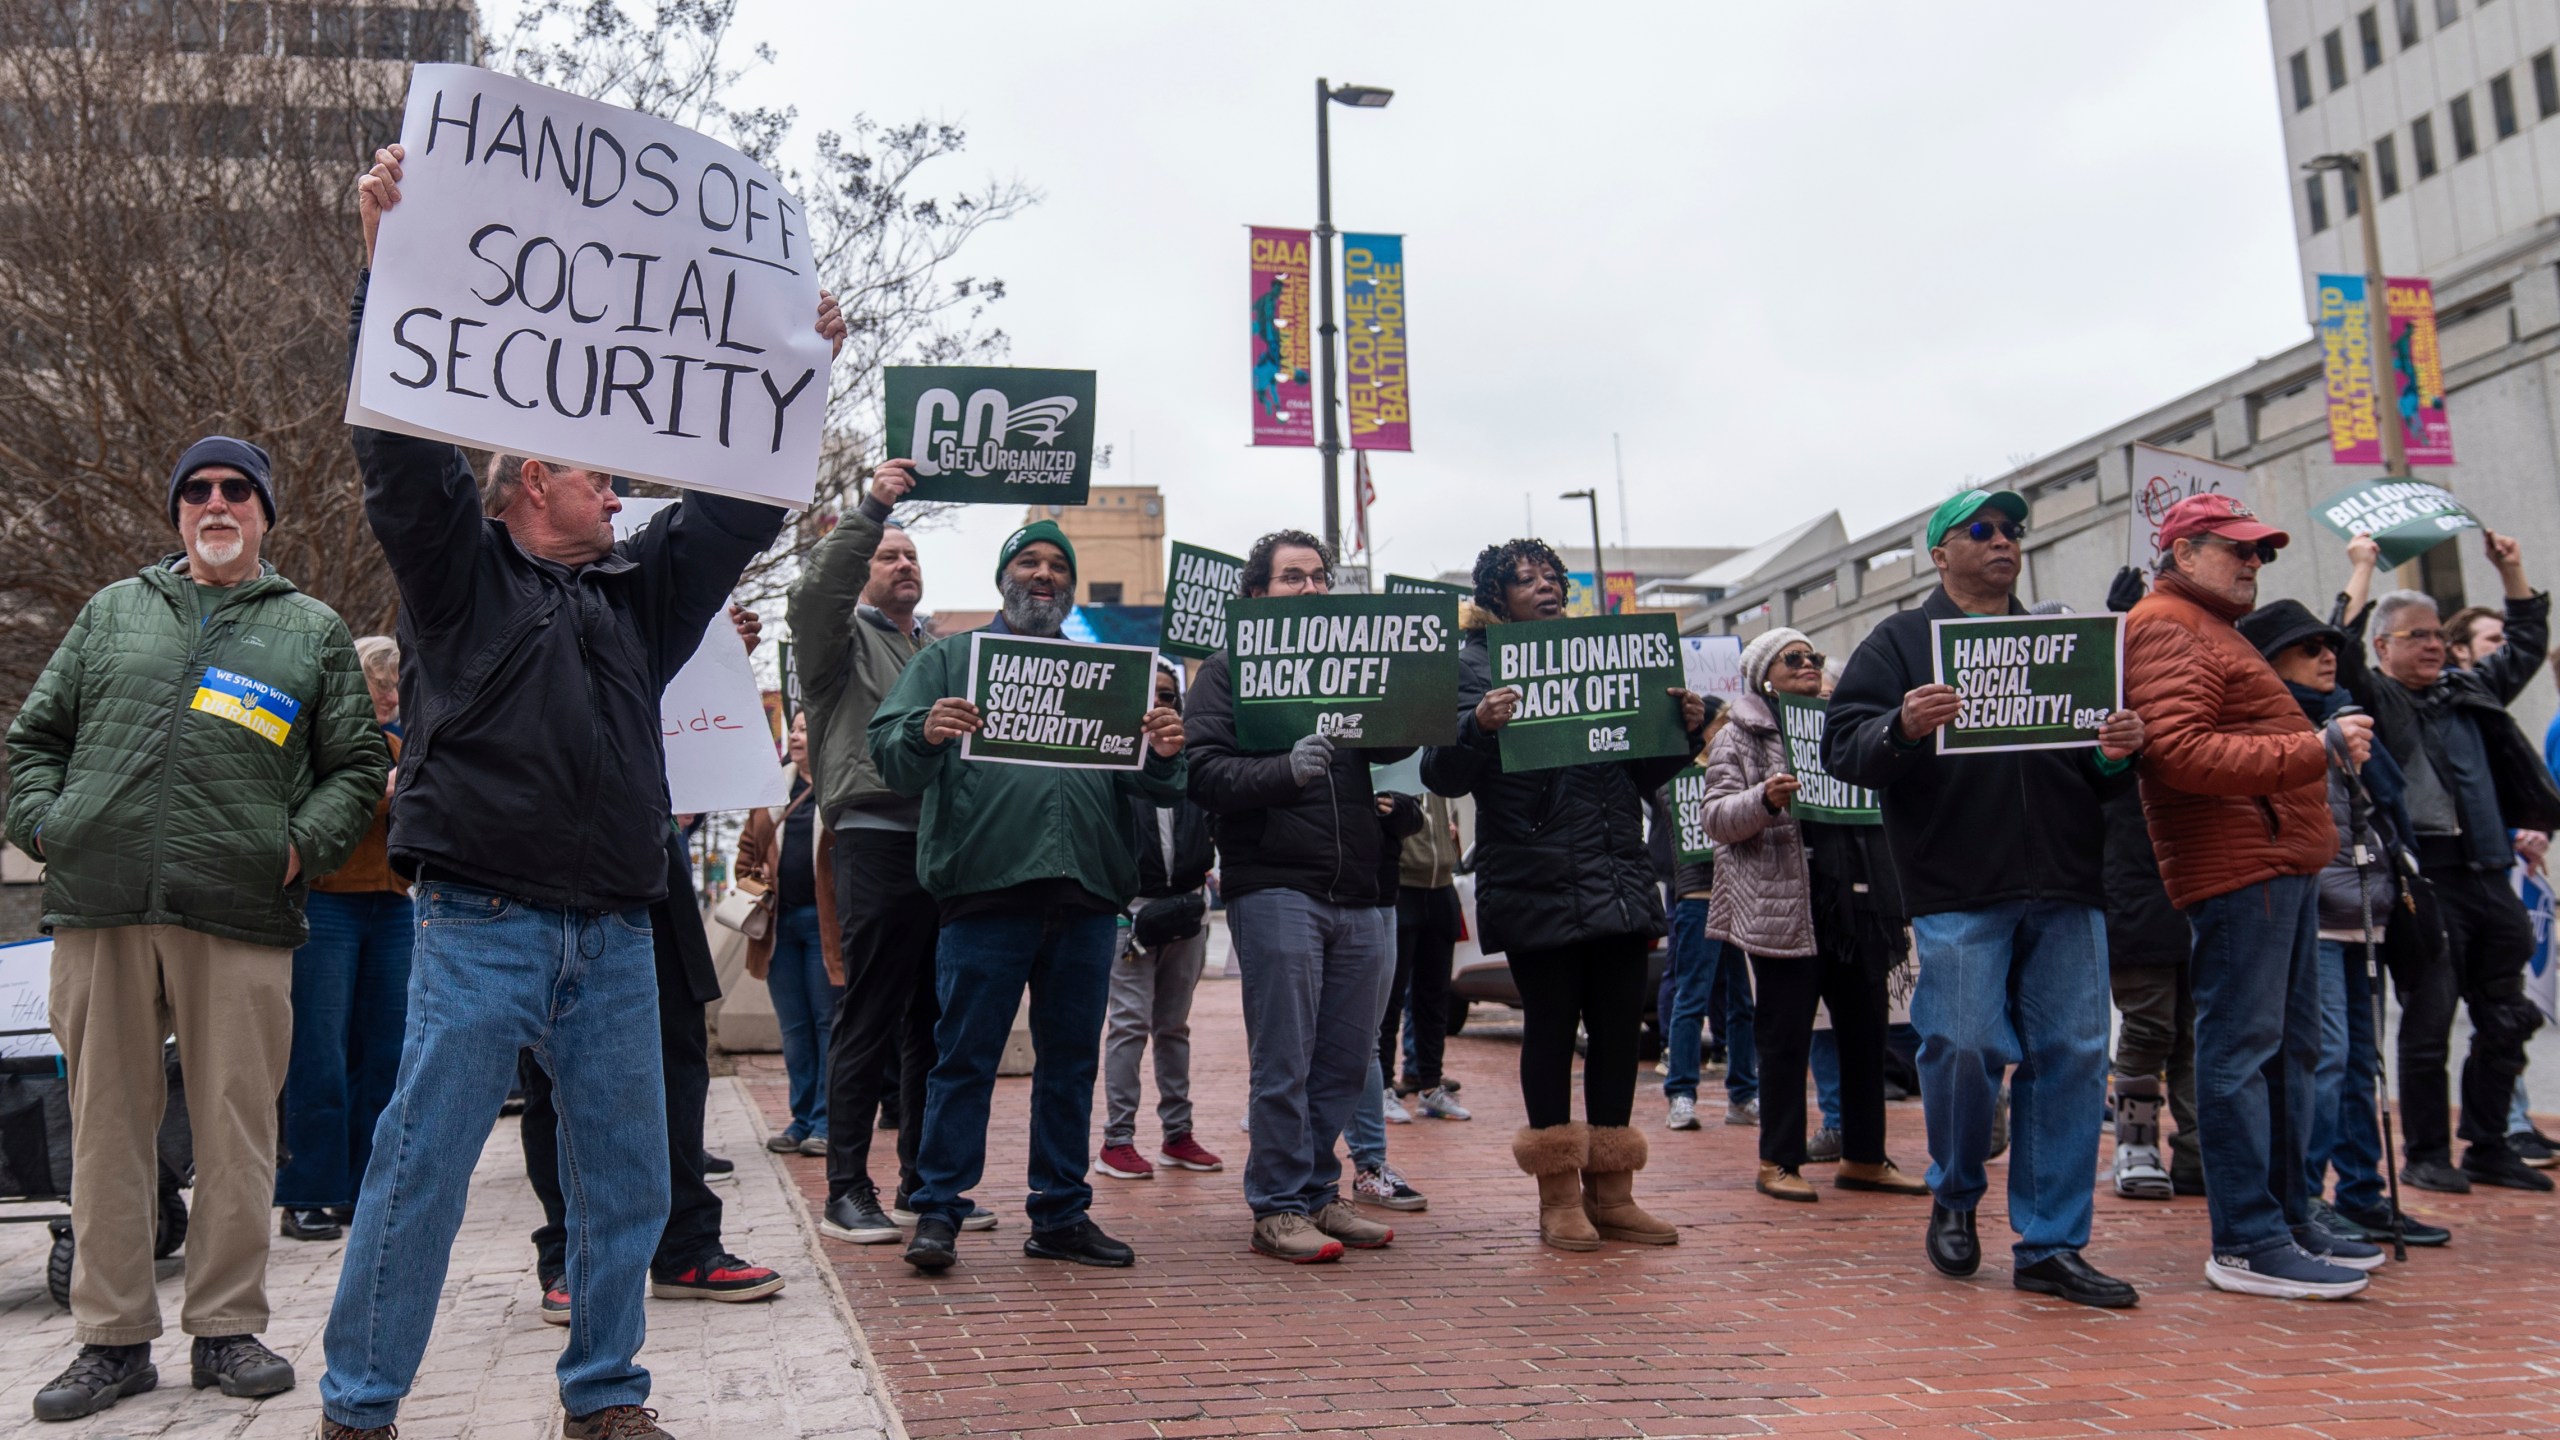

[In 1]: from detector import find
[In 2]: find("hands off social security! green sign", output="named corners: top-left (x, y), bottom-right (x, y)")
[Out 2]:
top-left (1160, 542), bottom-right (1244, 661)
top-left (1229, 594), bottom-right (1460, 749)
top-left (1929, 614), bottom-right (2122, 755)
top-left (1770, 694), bottom-right (1880, 824)
top-left (962, 632), bottom-right (1157, 770)
top-left (1493, 613), bottom-right (1688, 772)
top-left (2313, 477), bottom-right (2481, 567)
top-left (886, 366), bottom-right (1097, 505)
top-left (1671, 764), bottom-right (1714, 862)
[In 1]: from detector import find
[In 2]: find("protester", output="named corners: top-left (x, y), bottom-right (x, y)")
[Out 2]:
top-left (1702, 628), bottom-right (1927, 1203)
top-left (1825, 489), bottom-right (2145, 1308)
top-left (738, 712), bottom-right (838, 1157)
top-left (1096, 661), bottom-right (1226, 1182)
top-left (277, 634), bottom-right (412, 1245)
top-left (7, 436), bottom-right (388, 1421)
top-left (2125, 494), bottom-right (2384, 1299)
top-left (2346, 529), bottom-right (2560, 1195)
top-left (1184, 530), bottom-right (1405, 1263)
top-left (1340, 788), bottom-right (1433, 1210)
top-left (872, 520), bottom-right (1188, 1272)
top-left (1386, 791), bottom-right (1470, 1119)
top-left (317, 145), bottom-right (838, 1440)
top-left (1423, 539), bottom-right (1707, 1252)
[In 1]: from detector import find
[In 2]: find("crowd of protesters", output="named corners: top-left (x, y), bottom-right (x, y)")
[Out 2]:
top-left (9, 138), bottom-right (2560, 1437)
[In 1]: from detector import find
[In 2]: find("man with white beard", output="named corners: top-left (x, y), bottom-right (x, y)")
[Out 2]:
top-left (8, 436), bottom-right (388, 1421)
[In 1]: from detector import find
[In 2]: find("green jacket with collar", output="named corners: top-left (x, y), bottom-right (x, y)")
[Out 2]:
top-left (5, 558), bottom-right (390, 949)
top-left (787, 498), bottom-right (930, 828)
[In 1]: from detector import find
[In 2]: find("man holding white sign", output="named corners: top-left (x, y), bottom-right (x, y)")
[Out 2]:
top-left (319, 144), bottom-right (845, 1440)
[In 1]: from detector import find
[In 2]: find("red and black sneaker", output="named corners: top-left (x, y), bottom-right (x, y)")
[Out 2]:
top-left (539, 1279), bottom-right (571, 1326)
top-left (649, 1253), bottom-right (785, 1302)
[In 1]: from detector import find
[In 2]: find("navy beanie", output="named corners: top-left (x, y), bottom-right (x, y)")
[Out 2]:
top-left (166, 436), bottom-right (276, 528)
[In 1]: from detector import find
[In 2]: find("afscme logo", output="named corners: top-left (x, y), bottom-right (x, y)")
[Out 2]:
top-left (911, 386), bottom-right (1080, 478)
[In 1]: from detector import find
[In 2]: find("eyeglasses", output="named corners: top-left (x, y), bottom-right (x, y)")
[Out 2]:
top-left (1273, 568), bottom-right (1332, 589)
top-left (1961, 519), bottom-right (2024, 543)
top-left (2192, 533), bottom-right (2279, 565)
top-left (1775, 649), bottom-right (1825, 671)
top-left (2382, 626), bottom-right (2446, 644)
top-left (178, 477), bottom-right (257, 507)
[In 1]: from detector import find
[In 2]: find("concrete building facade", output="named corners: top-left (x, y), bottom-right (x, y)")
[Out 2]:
top-left (1030, 484), bottom-right (1166, 607)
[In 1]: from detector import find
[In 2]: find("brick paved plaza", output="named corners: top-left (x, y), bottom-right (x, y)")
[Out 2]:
top-left (753, 972), bottom-right (2560, 1440)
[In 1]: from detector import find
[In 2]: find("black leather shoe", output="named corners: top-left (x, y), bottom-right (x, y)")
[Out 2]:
top-left (190, 1334), bottom-right (294, 1398)
top-left (1925, 1201), bottom-right (1979, 1278)
top-left (903, 1216), bottom-right (958, 1272)
top-left (2013, 1251), bottom-right (2140, 1309)
top-left (279, 1208), bottom-right (342, 1242)
top-left (33, 1343), bottom-right (154, 1421)
top-left (2462, 1147), bottom-right (2555, 1191)
top-left (2335, 1201), bottom-right (2451, 1247)
top-left (2401, 1159), bottom-right (2472, 1194)
top-left (1024, 1217), bottom-right (1136, 1268)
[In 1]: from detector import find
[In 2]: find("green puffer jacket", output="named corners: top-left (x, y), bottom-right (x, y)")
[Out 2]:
top-left (5, 559), bottom-right (391, 949)
top-left (869, 629), bottom-right (1185, 906)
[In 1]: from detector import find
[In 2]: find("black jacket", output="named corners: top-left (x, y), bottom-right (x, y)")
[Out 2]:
top-left (1825, 587), bottom-right (2134, 918)
top-left (1422, 625), bottom-right (1702, 954)
top-left (2101, 789), bottom-right (2189, 969)
top-left (2348, 590), bottom-right (2560, 869)
top-left (655, 826), bottom-right (721, 1005)
top-left (1128, 793), bottom-right (1216, 900)
top-left (348, 275), bottom-right (787, 911)
top-left (1183, 651), bottom-right (1415, 907)
top-left (1369, 791), bottom-right (1425, 905)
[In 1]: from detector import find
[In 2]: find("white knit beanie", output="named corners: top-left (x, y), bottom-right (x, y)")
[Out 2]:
top-left (1739, 627), bottom-right (1813, 695)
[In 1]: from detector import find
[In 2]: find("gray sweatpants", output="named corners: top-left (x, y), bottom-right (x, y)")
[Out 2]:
top-left (1101, 919), bottom-right (1211, 1147)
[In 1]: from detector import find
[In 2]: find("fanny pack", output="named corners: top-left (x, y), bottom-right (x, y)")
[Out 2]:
top-left (1132, 891), bottom-right (1207, 950)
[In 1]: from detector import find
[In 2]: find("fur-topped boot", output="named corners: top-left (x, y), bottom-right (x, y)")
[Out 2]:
top-left (1513, 1123), bottom-right (1599, 1251)
top-left (1583, 1125), bottom-right (1679, 1245)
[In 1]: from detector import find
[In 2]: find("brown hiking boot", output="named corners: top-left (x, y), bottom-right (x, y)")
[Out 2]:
top-left (1249, 1211), bottom-right (1345, 1264)
top-left (1757, 1162), bottom-right (1819, 1202)
top-left (564, 1406), bottom-right (673, 1440)
top-left (1514, 1122), bottom-right (1601, 1251)
top-left (1584, 1125), bottom-right (1679, 1243)
top-left (1309, 1197), bottom-right (1394, 1249)
top-left (1836, 1159), bottom-right (1930, 1195)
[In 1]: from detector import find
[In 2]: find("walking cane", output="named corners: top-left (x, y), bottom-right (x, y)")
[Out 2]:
top-left (2333, 707), bottom-right (2408, 1263)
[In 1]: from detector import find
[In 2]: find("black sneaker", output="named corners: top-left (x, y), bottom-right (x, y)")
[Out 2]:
top-left (2335, 1201), bottom-right (2451, 1247)
top-left (700, 1152), bottom-right (735, 1179)
top-left (280, 1207), bottom-right (343, 1242)
top-left (1023, 1217), bottom-right (1136, 1268)
top-left (33, 1343), bottom-right (154, 1421)
top-left (190, 1333), bottom-right (294, 1398)
top-left (820, 1189), bottom-right (902, 1244)
top-left (891, 1193), bottom-right (997, 1231)
top-left (2509, 1129), bottom-right (2558, 1168)
top-left (2402, 1159), bottom-right (2472, 1194)
top-left (2461, 1147), bottom-right (2556, 1192)
top-left (904, 1216), bottom-right (958, 1272)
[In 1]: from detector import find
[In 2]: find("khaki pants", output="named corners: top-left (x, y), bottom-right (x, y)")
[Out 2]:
top-left (51, 925), bottom-right (294, 1344)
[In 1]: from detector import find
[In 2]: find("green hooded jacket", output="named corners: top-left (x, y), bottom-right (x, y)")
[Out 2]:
top-left (5, 559), bottom-right (391, 949)
top-left (869, 629), bottom-right (1185, 905)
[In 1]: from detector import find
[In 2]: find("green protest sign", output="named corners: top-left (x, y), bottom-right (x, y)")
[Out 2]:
top-left (1228, 593), bottom-right (1460, 749)
top-left (1160, 542), bottom-right (1244, 660)
top-left (1670, 763), bottom-right (1714, 862)
top-left (961, 632), bottom-right (1156, 770)
top-left (1386, 573), bottom-right (1470, 599)
top-left (1492, 613), bottom-right (1688, 772)
top-left (885, 366), bottom-right (1097, 505)
top-left (1771, 694), bottom-right (1880, 824)
top-left (1929, 614), bottom-right (2122, 755)
top-left (2313, 477), bottom-right (2481, 567)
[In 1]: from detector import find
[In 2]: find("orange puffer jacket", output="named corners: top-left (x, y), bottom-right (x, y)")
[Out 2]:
top-left (2124, 571), bottom-right (2334, 908)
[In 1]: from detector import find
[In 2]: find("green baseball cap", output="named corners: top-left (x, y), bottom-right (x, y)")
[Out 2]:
top-left (1925, 489), bottom-right (2029, 550)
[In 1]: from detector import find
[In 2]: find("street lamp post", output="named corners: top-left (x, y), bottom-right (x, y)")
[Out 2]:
top-left (1561, 488), bottom-right (1606, 615)
top-left (1315, 78), bottom-right (1392, 557)
top-left (2306, 151), bottom-right (2408, 479)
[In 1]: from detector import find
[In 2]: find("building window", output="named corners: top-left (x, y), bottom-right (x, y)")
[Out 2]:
top-left (2324, 30), bottom-right (2349, 89)
top-left (2451, 92), bottom-right (2478, 157)
top-left (2376, 134), bottom-right (2402, 196)
top-left (2307, 174), bottom-right (2331, 233)
top-left (2414, 114), bottom-right (2439, 176)
top-left (2290, 50), bottom-right (2315, 110)
top-left (2537, 49), bottom-right (2558, 118)
top-left (2396, 0), bottom-right (2420, 46)
top-left (1087, 582), bottom-right (1123, 605)
top-left (2343, 169), bottom-right (2360, 217)
top-left (2493, 72), bottom-right (2519, 137)
top-left (2359, 9), bottom-right (2384, 68)
top-left (2436, 0), bottom-right (2459, 24)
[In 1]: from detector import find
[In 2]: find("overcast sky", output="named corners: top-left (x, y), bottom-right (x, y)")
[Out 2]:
top-left (729, 1), bottom-right (2307, 610)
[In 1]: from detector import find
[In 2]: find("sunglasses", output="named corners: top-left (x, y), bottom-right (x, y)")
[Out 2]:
top-left (1960, 518), bottom-right (2023, 543)
top-left (2193, 533), bottom-right (2279, 565)
top-left (178, 477), bottom-right (258, 507)
top-left (2289, 636), bottom-right (2337, 658)
top-left (1775, 649), bottom-right (1826, 671)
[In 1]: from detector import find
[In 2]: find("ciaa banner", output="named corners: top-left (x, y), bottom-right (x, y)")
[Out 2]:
top-left (351, 66), bottom-right (831, 507)
top-left (1343, 233), bottom-right (1411, 451)
top-left (2318, 273), bottom-right (2454, 467)
top-left (1250, 227), bottom-right (1314, 446)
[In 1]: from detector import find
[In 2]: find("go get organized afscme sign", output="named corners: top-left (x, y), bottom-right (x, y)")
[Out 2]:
top-left (349, 65), bottom-right (833, 508)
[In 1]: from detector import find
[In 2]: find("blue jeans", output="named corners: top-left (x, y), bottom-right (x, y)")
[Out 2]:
top-left (2189, 876), bottom-right (2323, 1255)
top-left (2311, 938), bottom-right (2387, 1212)
top-left (1347, 1056), bottom-right (1388, 1171)
top-left (1230, 889), bottom-right (1394, 1217)
top-left (1711, 924), bottom-right (1758, 1104)
top-left (764, 904), bottom-right (839, 1137)
top-left (278, 889), bottom-right (414, 1209)
top-left (1909, 900), bottom-right (2108, 1266)
top-left (1810, 1030), bottom-right (1843, 1131)
top-left (911, 910), bottom-right (1117, 1234)
top-left (321, 884), bottom-right (665, 1428)
top-left (1662, 898), bottom-right (1721, 1100)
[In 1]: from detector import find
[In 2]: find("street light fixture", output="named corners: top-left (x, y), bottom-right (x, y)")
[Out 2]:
top-left (1561, 488), bottom-right (1606, 615)
top-left (2304, 151), bottom-right (2408, 480)
top-left (1315, 77), bottom-right (1393, 557)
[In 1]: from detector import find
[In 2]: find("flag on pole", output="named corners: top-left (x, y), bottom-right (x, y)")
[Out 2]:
top-left (1353, 451), bottom-right (1376, 556)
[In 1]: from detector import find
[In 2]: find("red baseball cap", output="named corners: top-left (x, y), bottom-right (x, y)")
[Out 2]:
top-left (2156, 492), bottom-right (2290, 552)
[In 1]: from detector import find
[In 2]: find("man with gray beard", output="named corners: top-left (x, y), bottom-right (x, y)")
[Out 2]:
top-left (868, 521), bottom-right (1190, 1271)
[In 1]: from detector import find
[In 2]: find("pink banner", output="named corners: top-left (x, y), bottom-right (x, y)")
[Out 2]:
top-left (1249, 227), bottom-right (1313, 446)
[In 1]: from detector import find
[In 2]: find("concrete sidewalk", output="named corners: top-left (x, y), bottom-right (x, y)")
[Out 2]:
top-left (0, 1077), bottom-right (898, 1440)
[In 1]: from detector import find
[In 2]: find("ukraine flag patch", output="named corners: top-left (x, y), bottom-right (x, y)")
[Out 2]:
top-left (191, 666), bottom-right (301, 746)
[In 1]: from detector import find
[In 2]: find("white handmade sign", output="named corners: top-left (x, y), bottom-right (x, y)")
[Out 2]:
top-left (349, 65), bottom-right (830, 507)
top-left (616, 500), bottom-right (791, 814)
top-left (1681, 634), bottom-right (1745, 705)
top-left (0, 938), bottom-right (57, 1060)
